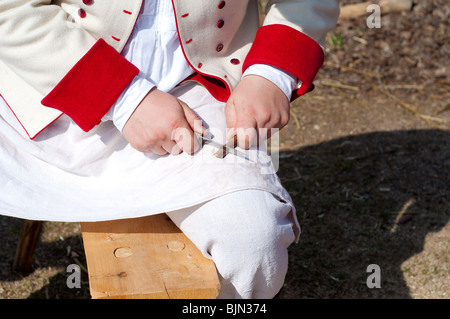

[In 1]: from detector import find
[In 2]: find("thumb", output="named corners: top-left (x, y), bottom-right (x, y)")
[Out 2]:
top-left (177, 100), bottom-right (204, 153)
top-left (178, 99), bottom-right (205, 133)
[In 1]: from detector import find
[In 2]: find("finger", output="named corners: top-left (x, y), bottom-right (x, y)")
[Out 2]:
top-left (171, 144), bottom-right (183, 155)
top-left (257, 127), bottom-right (270, 143)
top-left (235, 117), bottom-right (258, 149)
top-left (151, 145), bottom-right (169, 156)
top-left (162, 140), bottom-right (182, 155)
top-left (172, 126), bottom-right (199, 154)
top-left (224, 100), bottom-right (237, 133)
top-left (177, 101), bottom-right (203, 153)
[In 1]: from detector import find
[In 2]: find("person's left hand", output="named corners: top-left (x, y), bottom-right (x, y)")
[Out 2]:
top-left (225, 75), bottom-right (290, 149)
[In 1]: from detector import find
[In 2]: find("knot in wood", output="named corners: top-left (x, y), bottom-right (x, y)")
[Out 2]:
top-left (114, 247), bottom-right (133, 258)
top-left (167, 241), bottom-right (185, 251)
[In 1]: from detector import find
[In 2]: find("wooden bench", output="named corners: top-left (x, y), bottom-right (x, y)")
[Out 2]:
top-left (14, 214), bottom-right (220, 299)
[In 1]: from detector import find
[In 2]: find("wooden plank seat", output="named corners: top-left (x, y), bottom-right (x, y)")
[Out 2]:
top-left (14, 214), bottom-right (220, 299)
top-left (80, 214), bottom-right (220, 299)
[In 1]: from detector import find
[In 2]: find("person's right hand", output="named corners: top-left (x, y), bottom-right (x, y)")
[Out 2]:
top-left (122, 88), bottom-right (204, 155)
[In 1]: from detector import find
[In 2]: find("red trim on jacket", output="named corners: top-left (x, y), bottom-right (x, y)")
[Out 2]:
top-left (41, 39), bottom-right (139, 132)
top-left (243, 24), bottom-right (325, 100)
top-left (183, 73), bottom-right (229, 102)
top-left (0, 94), bottom-right (63, 140)
top-left (170, 0), bottom-right (231, 103)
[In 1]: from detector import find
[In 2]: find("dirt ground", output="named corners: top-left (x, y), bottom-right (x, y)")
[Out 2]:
top-left (0, 0), bottom-right (449, 299)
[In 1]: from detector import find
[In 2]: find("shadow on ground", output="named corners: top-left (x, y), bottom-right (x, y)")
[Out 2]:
top-left (0, 129), bottom-right (448, 298)
top-left (0, 220), bottom-right (90, 299)
top-left (279, 129), bottom-right (449, 298)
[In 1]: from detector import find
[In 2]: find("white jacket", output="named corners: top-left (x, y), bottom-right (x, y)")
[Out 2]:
top-left (0, 0), bottom-right (339, 139)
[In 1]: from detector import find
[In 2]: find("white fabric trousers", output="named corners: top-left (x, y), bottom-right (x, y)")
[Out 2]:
top-left (166, 189), bottom-right (297, 299)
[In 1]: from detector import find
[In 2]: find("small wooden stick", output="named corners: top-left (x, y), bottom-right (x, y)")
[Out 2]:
top-left (324, 62), bottom-right (381, 79)
top-left (213, 135), bottom-right (238, 159)
top-left (376, 86), bottom-right (448, 131)
top-left (320, 79), bottom-right (360, 91)
top-left (339, 0), bottom-right (412, 20)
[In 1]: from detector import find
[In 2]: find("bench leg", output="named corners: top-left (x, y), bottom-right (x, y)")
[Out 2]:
top-left (13, 220), bottom-right (43, 273)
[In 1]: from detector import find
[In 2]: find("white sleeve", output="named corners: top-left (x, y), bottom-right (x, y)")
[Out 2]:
top-left (242, 64), bottom-right (300, 101)
top-left (102, 75), bottom-right (156, 132)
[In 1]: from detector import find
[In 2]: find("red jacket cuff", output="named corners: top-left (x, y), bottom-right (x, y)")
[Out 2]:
top-left (41, 39), bottom-right (139, 132)
top-left (243, 24), bottom-right (324, 100)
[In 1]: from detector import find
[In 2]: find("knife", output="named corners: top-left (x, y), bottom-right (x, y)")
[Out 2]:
top-left (194, 132), bottom-right (251, 160)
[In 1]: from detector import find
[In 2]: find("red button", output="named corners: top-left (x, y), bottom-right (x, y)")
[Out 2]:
top-left (78, 9), bottom-right (86, 18)
top-left (230, 58), bottom-right (240, 65)
top-left (82, 0), bottom-right (92, 5)
top-left (216, 43), bottom-right (224, 52)
top-left (217, 19), bottom-right (224, 28)
top-left (218, 1), bottom-right (226, 9)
